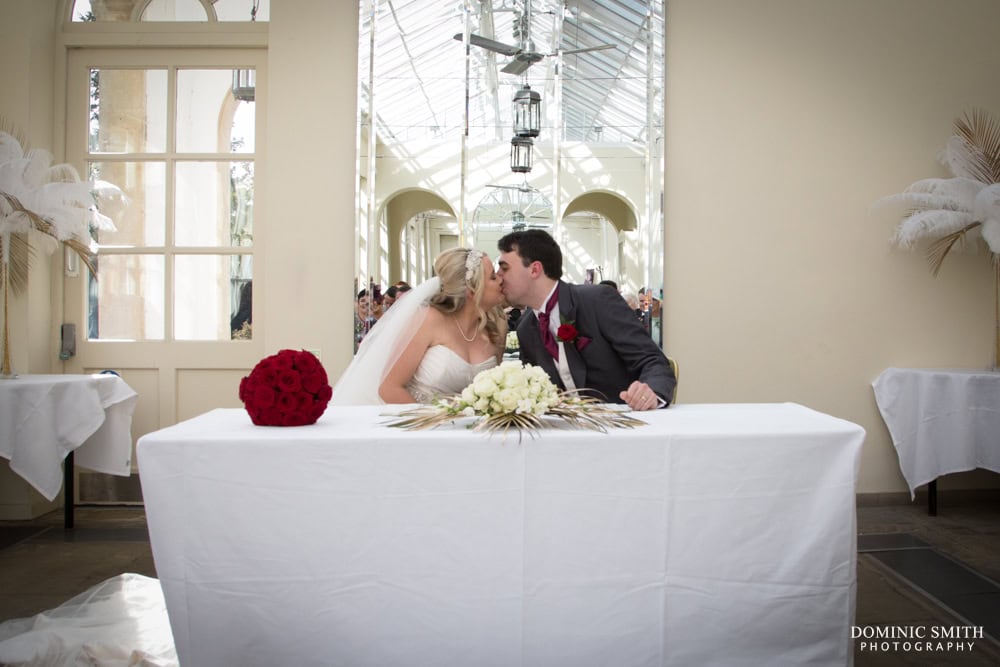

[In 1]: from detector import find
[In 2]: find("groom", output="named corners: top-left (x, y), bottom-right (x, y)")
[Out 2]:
top-left (497, 230), bottom-right (676, 410)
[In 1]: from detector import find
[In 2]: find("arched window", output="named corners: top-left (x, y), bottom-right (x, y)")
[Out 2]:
top-left (71, 0), bottom-right (270, 22)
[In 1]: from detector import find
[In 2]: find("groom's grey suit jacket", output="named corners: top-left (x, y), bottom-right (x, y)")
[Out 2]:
top-left (516, 280), bottom-right (676, 406)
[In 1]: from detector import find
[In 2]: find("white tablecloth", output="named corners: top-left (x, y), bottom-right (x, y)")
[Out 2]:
top-left (872, 367), bottom-right (1000, 498)
top-left (138, 402), bottom-right (864, 667)
top-left (0, 374), bottom-right (138, 500)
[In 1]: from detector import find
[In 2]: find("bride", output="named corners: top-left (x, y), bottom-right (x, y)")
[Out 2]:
top-left (332, 247), bottom-right (507, 404)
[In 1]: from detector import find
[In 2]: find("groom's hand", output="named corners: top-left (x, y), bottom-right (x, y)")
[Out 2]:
top-left (621, 381), bottom-right (660, 411)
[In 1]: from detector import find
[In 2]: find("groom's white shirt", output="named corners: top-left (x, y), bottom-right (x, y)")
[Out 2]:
top-left (533, 283), bottom-right (577, 391)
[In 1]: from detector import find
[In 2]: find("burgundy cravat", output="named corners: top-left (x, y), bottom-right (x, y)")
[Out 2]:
top-left (536, 288), bottom-right (559, 359)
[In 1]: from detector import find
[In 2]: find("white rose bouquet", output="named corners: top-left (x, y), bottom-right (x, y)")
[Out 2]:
top-left (387, 361), bottom-right (644, 438)
top-left (460, 362), bottom-right (559, 416)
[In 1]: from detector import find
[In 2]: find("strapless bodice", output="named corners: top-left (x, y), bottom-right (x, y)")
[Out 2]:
top-left (406, 345), bottom-right (497, 403)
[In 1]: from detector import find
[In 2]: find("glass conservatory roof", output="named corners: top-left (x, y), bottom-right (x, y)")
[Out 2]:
top-left (360, 0), bottom-right (663, 145)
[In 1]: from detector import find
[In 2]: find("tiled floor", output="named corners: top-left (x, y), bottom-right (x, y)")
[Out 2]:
top-left (1, 498), bottom-right (999, 665)
top-left (853, 499), bottom-right (1000, 665)
top-left (0, 507), bottom-right (155, 623)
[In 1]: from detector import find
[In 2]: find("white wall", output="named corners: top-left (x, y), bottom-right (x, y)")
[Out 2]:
top-left (664, 0), bottom-right (1000, 493)
top-left (0, 0), bottom-right (60, 516)
top-left (0, 1), bottom-right (57, 377)
top-left (264, 0), bottom-right (358, 375)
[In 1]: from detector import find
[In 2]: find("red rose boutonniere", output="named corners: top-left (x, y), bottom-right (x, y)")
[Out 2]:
top-left (239, 349), bottom-right (332, 426)
top-left (557, 319), bottom-right (592, 352)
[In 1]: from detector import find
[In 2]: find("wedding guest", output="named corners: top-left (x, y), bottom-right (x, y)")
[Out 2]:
top-left (382, 285), bottom-right (400, 310)
top-left (623, 292), bottom-right (644, 322)
top-left (353, 289), bottom-right (381, 352)
top-left (497, 229), bottom-right (675, 410)
top-left (506, 306), bottom-right (522, 331)
top-left (333, 248), bottom-right (507, 404)
top-left (642, 289), bottom-right (663, 347)
top-left (599, 279), bottom-right (641, 317)
top-left (230, 280), bottom-right (252, 338)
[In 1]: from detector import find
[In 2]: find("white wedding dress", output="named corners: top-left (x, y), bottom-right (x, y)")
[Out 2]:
top-left (0, 574), bottom-right (177, 667)
top-left (405, 345), bottom-right (497, 403)
top-left (332, 277), bottom-right (499, 405)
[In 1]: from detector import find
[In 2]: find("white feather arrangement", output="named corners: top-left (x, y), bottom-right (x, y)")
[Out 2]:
top-left (0, 119), bottom-right (125, 376)
top-left (876, 110), bottom-right (1000, 274)
top-left (0, 125), bottom-right (122, 288)
top-left (876, 109), bottom-right (1000, 369)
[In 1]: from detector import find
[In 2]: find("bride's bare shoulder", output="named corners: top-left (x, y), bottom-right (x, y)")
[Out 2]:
top-left (420, 306), bottom-right (448, 325)
top-left (417, 307), bottom-right (458, 346)
top-left (407, 305), bottom-right (446, 338)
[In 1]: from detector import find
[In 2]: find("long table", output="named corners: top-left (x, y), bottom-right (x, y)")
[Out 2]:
top-left (0, 374), bottom-right (137, 527)
top-left (138, 402), bottom-right (864, 667)
top-left (872, 367), bottom-right (1000, 513)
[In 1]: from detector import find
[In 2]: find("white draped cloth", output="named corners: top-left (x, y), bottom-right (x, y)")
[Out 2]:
top-left (872, 367), bottom-right (1000, 497)
top-left (137, 402), bottom-right (864, 667)
top-left (0, 374), bottom-right (137, 500)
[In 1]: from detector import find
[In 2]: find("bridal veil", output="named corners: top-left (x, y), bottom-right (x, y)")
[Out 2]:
top-left (330, 277), bottom-right (439, 405)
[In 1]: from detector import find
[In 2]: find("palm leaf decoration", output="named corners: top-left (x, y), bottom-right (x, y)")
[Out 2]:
top-left (385, 362), bottom-right (646, 442)
top-left (877, 109), bottom-right (1000, 271)
top-left (0, 192), bottom-right (98, 293)
top-left (950, 109), bottom-right (1000, 184)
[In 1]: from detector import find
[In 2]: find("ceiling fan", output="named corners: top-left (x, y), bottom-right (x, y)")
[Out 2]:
top-left (454, 1), bottom-right (616, 75)
top-left (475, 183), bottom-right (553, 230)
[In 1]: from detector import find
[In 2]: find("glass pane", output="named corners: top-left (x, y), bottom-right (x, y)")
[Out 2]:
top-left (73, 0), bottom-right (270, 21)
top-left (175, 161), bottom-right (254, 247)
top-left (176, 70), bottom-right (256, 153)
top-left (71, 1), bottom-right (95, 21)
top-left (89, 162), bottom-right (166, 246)
top-left (214, 0), bottom-right (270, 21)
top-left (90, 68), bottom-right (167, 153)
top-left (175, 254), bottom-right (252, 340)
top-left (141, 0), bottom-right (207, 21)
top-left (87, 255), bottom-right (165, 341)
top-left (72, 0), bottom-right (130, 21)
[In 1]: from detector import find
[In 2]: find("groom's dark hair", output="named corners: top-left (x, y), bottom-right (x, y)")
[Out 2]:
top-left (497, 229), bottom-right (563, 279)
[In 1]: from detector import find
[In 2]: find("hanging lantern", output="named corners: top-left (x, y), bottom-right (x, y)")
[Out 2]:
top-left (232, 69), bottom-right (256, 102)
top-left (510, 136), bottom-right (533, 173)
top-left (512, 84), bottom-right (541, 138)
top-left (232, 3), bottom-right (258, 103)
top-left (511, 210), bottom-right (527, 231)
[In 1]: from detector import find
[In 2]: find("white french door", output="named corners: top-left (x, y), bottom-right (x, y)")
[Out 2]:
top-left (62, 47), bottom-right (266, 500)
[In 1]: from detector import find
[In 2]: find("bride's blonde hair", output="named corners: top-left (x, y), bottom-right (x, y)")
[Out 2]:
top-left (429, 247), bottom-right (506, 346)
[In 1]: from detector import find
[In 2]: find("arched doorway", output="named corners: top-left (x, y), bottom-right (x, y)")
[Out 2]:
top-left (383, 189), bottom-right (455, 285)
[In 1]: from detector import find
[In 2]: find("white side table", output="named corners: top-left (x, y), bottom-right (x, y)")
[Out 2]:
top-left (0, 374), bottom-right (138, 527)
top-left (872, 367), bottom-right (1000, 514)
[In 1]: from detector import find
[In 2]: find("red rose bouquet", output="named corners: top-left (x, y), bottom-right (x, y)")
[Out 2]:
top-left (239, 349), bottom-right (332, 426)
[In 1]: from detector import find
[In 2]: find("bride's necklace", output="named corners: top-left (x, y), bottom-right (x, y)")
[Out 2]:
top-left (453, 316), bottom-right (477, 342)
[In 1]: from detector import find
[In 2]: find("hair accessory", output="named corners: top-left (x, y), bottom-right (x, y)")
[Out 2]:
top-left (465, 249), bottom-right (483, 283)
